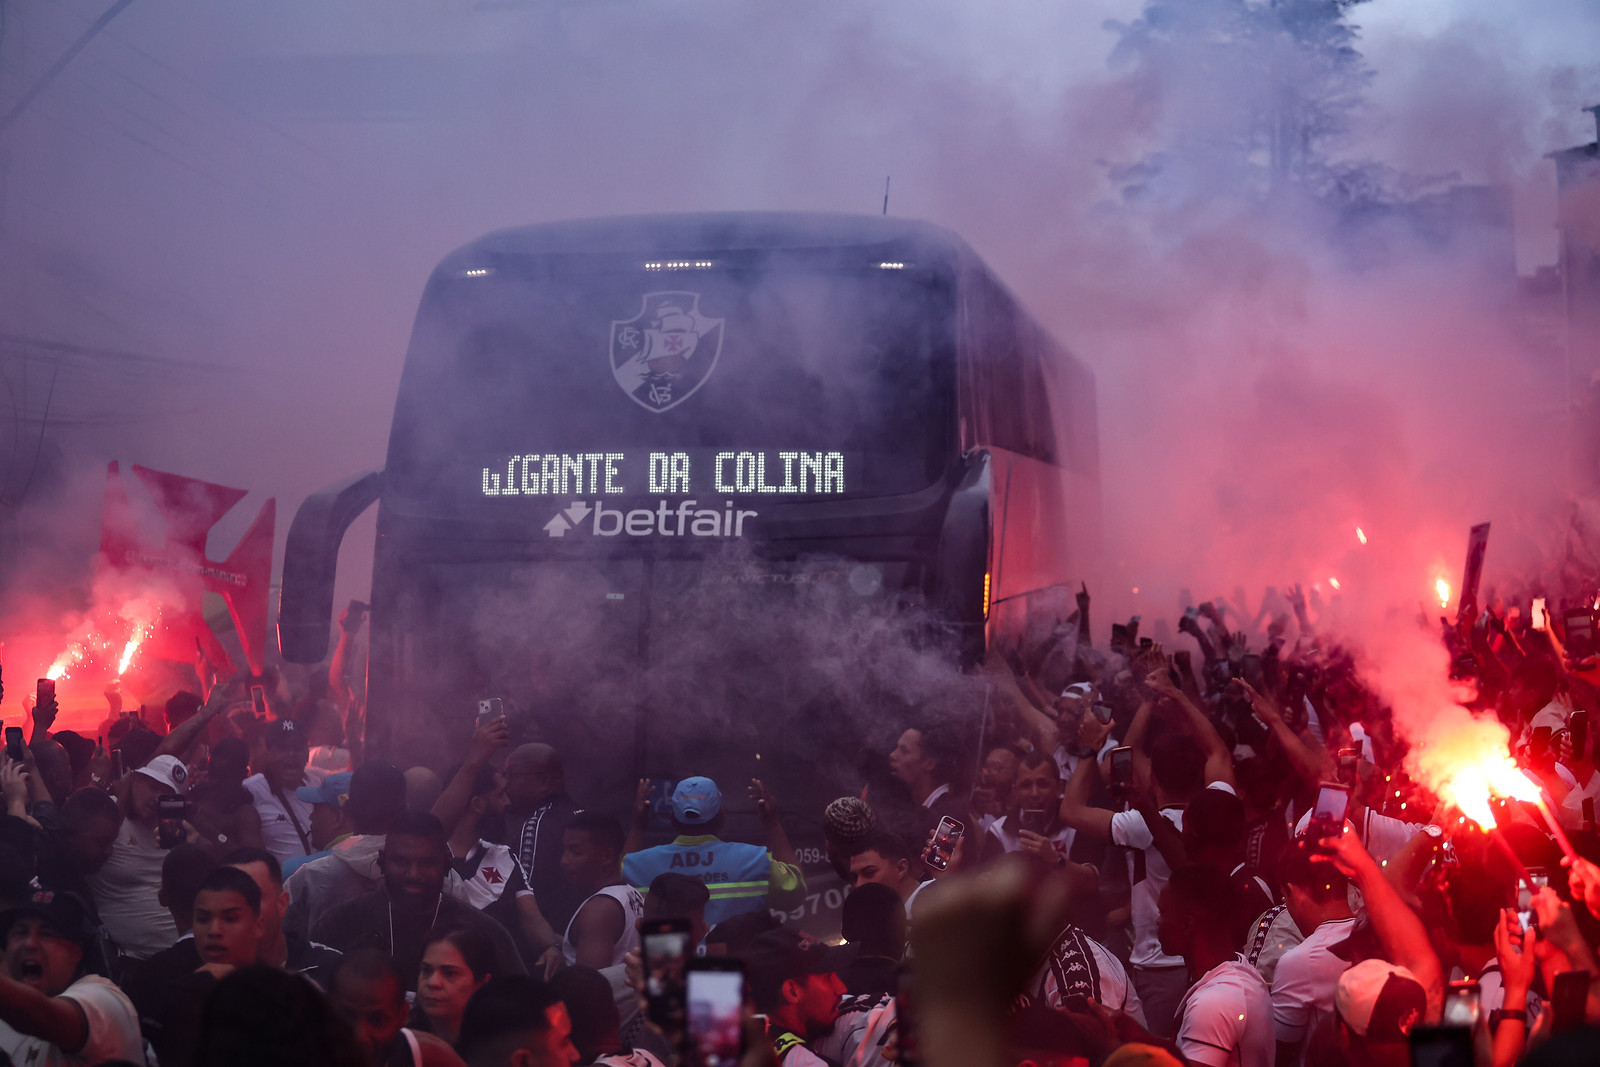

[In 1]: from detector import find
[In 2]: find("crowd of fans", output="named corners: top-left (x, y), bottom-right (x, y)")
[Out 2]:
top-left (4, 582), bottom-right (1600, 1067)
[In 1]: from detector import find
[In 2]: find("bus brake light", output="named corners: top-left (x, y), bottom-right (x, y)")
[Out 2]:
top-left (983, 572), bottom-right (992, 619)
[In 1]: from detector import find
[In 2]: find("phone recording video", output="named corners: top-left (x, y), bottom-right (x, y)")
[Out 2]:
top-left (686, 958), bottom-right (745, 1067)
top-left (1109, 745), bottom-right (1134, 796)
top-left (157, 794), bottom-right (187, 850)
top-left (1018, 809), bottom-right (1049, 836)
top-left (923, 816), bottom-right (964, 872)
top-left (250, 685), bottom-right (268, 720)
top-left (1308, 783), bottom-right (1350, 847)
top-left (643, 918), bottom-right (691, 1031)
top-left (1441, 980), bottom-right (1479, 1028)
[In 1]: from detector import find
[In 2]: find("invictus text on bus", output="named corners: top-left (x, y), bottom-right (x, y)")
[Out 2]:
top-left (480, 450), bottom-right (848, 497)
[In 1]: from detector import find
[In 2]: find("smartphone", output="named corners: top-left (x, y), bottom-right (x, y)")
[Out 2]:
top-left (1551, 969), bottom-right (1588, 1033)
top-left (1337, 747), bottom-right (1360, 788)
top-left (112, 748), bottom-right (125, 779)
top-left (1309, 783), bottom-right (1351, 845)
top-left (36, 678), bottom-right (54, 706)
top-left (1091, 703), bottom-right (1113, 725)
top-left (924, 816), bottom-right (964, 872)
top-left (642, 918), bottom-right (692, 1030)
top-left (1109, 746), bottom-right (1134, 795)
top-left (4, 726), bottom-right (23, 763)
top-left (1532, 597), bottom-right (1548, 631)
top-left (1530, 726), bottom-right (1552, 764)
top-left (1138, 637), bottom-right (1153, 650)
top-left (1517, 878), bottom-right (1538, 933)
top-left (1570, 711), bottom-right (1588, 761)
top-left (1409, 1026), bottom-right (1473, 1067)
top-left (1019, 809), bottom-right (1050, 835)
top-left (476, 698), bottom-right (505, 727)
top-left (685, 957), bottom-right (745, 1067)
top-left (1441, 980), bottom-right (1480, 1028)
top-left (250, 686), bottom-right (268, 720)
top-left (157, 794), bottom-right (187, 850)
top-left (1564, 609), bottom-right (1596, 659)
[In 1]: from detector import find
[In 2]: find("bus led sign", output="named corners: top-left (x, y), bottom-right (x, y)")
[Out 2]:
top-left (481, 450), bottom-right (846, 497)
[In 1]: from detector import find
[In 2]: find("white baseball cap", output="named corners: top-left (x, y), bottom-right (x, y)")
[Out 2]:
top-left (135, 755), bottom-right (189, 794)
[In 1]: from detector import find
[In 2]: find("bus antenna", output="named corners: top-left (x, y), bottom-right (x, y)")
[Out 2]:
top-left (882, 176), bottom-right (891, 216)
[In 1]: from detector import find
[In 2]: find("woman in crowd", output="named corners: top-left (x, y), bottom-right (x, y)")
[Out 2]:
top-left (413, 925), bottom-right (495, 1048)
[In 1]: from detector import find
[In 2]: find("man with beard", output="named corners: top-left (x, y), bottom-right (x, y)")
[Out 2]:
top-left (311, 811), bottom-right (524, 989)
top-left (0, 889), bottom-right (145, 1065)
top-left (438, 760), bottom-right (562, 976)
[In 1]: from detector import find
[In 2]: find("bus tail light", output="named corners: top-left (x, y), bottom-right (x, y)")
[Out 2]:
top-left (982, 571), bottom-right (992, 619)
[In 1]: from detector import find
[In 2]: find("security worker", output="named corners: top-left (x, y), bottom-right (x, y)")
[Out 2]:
top-left (621, 777), bottom-right (805, 925)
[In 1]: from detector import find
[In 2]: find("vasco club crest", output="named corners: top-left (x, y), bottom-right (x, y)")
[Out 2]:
top-left (610, 292), bottom-right (724, 413)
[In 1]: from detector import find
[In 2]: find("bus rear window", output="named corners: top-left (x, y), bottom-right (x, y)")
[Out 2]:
top-left (387, 268), bottom-right (954, 505)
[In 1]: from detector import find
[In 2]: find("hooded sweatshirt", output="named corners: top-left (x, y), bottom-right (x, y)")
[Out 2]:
top-left (283, 833), bottom-right (385, 942)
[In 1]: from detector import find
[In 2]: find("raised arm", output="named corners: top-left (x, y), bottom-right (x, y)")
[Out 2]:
top-left (1235, 679), bottom-right (1331, 787)
top-left (0, 973), bottom-right (88, 1054)
top-left (1146, 670), bottom-right (1234, 788)
top-left (1320, 825), bottom-right (1444, 1021)
top-left (1059, 744), bottom-right (1115, 841)
top-left (430, 718), bottom-right (509, 830)
top-left (154, 679), bottom-right (242, 762)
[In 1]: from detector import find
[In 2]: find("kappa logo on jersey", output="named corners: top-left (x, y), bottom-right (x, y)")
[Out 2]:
top-left (610, 292), bottom-right (723, 412)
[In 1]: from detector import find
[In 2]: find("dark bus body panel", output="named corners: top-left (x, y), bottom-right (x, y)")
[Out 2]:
top-left (278, 212), bottom-right (1098, 934)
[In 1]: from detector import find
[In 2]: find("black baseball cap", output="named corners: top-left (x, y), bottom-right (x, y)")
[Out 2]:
top-left (747, 926), bottom-right (855, 1010)
top-left (0, 888), bottom-right (96, 949)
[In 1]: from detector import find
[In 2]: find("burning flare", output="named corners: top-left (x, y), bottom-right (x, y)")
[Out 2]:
top-left (1329, 577), bottom-right (1341, 590)
top-left (1356, 526), bottom-right (1367, 545)
top-left (1441, 752), bottom-right (1540, 830)
top-left (1436, 578), bottom-right (1451, 608)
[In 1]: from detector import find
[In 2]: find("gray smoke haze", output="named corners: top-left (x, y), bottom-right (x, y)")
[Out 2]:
top-left (2, 0), bottom-right (1599, 776)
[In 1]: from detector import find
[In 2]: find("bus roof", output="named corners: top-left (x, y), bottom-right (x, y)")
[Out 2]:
top-left (435, 212), bottom-right (975, 274)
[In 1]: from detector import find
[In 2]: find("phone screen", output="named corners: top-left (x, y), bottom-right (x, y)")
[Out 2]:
top-left (686, 963), bottom-right (745, 1067)
top-left (1310, 784), bottom-right (1350, 841)
top-left (157, 795), bottom-right (187, 850)
top-left (1531, 597), bottom-right (1547, 630)
top-left (1441, 981), bottom-right (1479, 1027)
top-left (4, 726), bottom-right (24, 763)
top-left (250, 686), bottom-right (268, 719)
top-left (643, 922), bottom-right (691, 1030)
top-left (1110, 746), bottom-right (1133, 792)
top-left (924, 817), bottom-right (964, 872)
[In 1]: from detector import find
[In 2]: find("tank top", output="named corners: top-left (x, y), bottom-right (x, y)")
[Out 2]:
top-left (385, 1027), bottom-right (423, 1067)
top-left (562, 883), bottom-right (645, 967)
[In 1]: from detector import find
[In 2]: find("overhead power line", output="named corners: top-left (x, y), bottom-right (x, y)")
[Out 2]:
top-left (0, 0), bottom-right (138, 134)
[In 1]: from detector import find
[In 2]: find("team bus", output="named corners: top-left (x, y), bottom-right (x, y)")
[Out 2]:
top-left (277, 213), bottom-right (1098, 921)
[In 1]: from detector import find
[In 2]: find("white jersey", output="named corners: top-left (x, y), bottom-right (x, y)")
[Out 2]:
top-left (244, 769), bottom-right (326, 866)
top-left (1270, 917), bottom-right (1357, 1044)
top-left (1111, 782), bottom-right (1235, 970)
top-left (0, 975), bottom-right (146, 1067)
top-left (563, 884), bottom-right (645, 968)
top-left (1175, 956), bottom-right (1274, 1067)
top-left (1029, 924), bottom-right (1146, 1025)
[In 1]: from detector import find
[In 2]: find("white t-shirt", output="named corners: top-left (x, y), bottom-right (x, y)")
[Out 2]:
top-left (1111, 782), bottom-right (1236, 969)
top-left (594, 1053), bottom-right (668, 1067)
top-left (1270, 916), bottom-right (1357, 1044)
top-left (987, 814), bottom-right (1077, 865)
top-left (244, 769), bottom-right (327, 866)
top-left (562, 884), bottom-right (645, 968)
top-left (1244, 904), bottom-right (1304, 987)
top-left (1291, 807), bottom-right (1430, 865)
top-left (1556, 768), bottom-right (1600, 830)
top-left (0, 974), bottom-right (147, 1066)
top-left (86, 817), bottom-right (176, 961)
top-left (1174, 957), bottom-right (1274, 1067)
